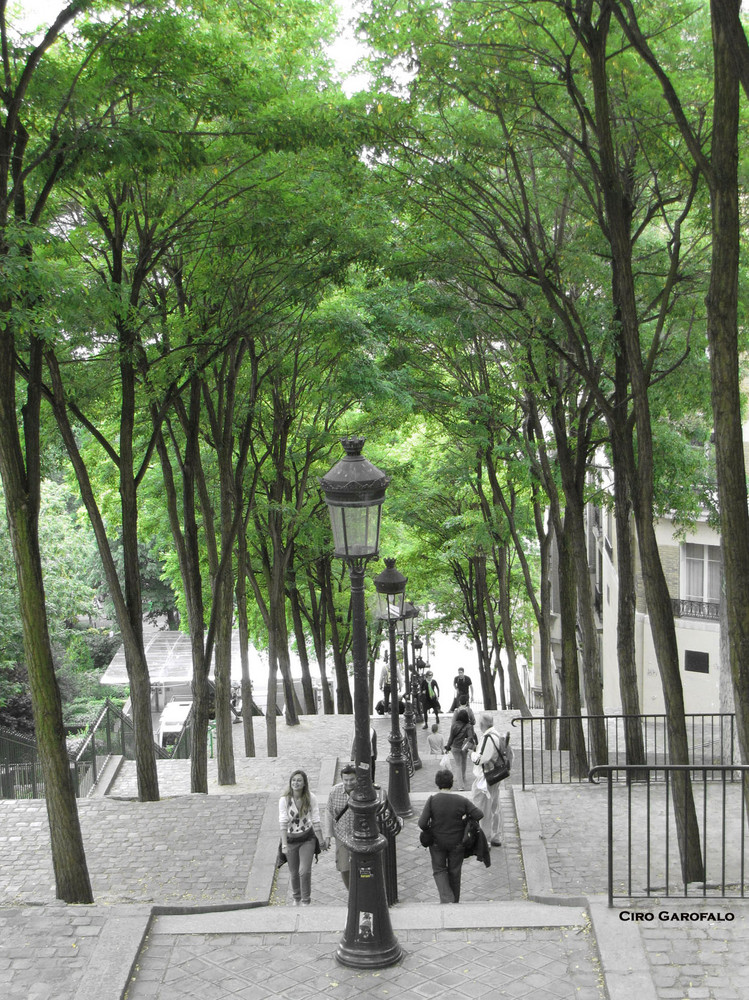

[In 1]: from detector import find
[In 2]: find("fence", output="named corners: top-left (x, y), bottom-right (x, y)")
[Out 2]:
top-left (512, 713), bottom-right (738, 788)
top-left (0, 726), bottom-right (43, 798)
top-left (1, 700), bottom-right (169, 800)
top-left (589, 764), bottom-right (749, 906)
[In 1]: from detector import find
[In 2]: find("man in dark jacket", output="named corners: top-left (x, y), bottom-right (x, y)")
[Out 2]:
top-left (420, 670), bottom-right (441, 729)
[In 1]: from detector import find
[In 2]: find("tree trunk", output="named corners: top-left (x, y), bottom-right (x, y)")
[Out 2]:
top-left (266, 632), bottom-right (279, 757)
top-left (236, 529), bottom-right (256, 757)
top-left (473, 553), bottom-right (499, 709)
top-left (538, 515), bottom-right (557, 749)
top-left (584, 13), bottom-right (704, 882)
top-left (494, 546), bottom-right (530, 715)
top-left (323, 557), bottom-right (352, 713)
top-left (288, 570), bottom-right (316, 714)
top-left (609, 415), bottom-right (646, 771)
top-left (46, 350), bottom-right (159, 801)
top-left (708, 0), bottom-right (749, 766)
top-left (0, 332), bottom-right (93, 903)
top-left (557, 511), bottom-right (589, 778)
top-left (308, 571), bottom-right (335, 713)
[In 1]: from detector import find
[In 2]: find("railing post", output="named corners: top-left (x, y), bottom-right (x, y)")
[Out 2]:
top-left (607, 767), bottom-right (614, 908)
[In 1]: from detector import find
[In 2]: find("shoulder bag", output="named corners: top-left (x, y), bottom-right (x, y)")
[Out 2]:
top-left (419, 796), bottom-right (434, 847)
top-left (481, 732), bottom-right (510, 786)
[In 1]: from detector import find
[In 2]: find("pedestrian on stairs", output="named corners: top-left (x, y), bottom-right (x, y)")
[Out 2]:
top-left (279, 769), bottom-right (327, 906)
top-left (418, 768), bottom-right (483, 904)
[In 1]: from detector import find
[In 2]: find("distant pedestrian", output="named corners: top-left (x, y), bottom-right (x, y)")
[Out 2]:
top-left (453, 695), bottom-right (475, 726)
top-left (445, 708), bottom-right (477, 790)
top-left (379, 660), bottom-right (403, 712)
top-left (470, 713), bottom-right (511, 847)
top-left (420, 670), bottom-right (441, 728)
top-left (418, 768), bottom-right (483, 903)
top-left (278, 769), bottom-right (327, 906)
top-left (427, 724), bottom-right (445, 755)
top-left (450, 667), bottom-right (473, 711)
top-left (326, 764), bottom-right (357, 889)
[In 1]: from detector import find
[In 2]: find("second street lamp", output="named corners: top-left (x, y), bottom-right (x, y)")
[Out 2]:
top-left (397, 604), bottom-right (422, 771)
top-left (374, 559), bottom-right (412, 818)
top-left (319, 438), bottom-right (402, 970)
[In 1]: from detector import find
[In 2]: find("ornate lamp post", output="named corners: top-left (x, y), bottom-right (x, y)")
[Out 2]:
top-left (374, 560), bottom-right (412, 817)
top-left (397, 605), bottom-right (422, 770)
top-left (411, 635), bottom-right (425, 722)
top-left (319, 438), bottom-right (402, 970)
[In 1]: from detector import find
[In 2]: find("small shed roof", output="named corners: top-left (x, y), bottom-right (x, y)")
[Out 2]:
top-left (100, 630), bottom-right (268, 686)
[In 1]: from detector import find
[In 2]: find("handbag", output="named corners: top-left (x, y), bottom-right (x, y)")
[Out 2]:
top-left (461, 815), bottom-right (479, 852)
top-left (419, 796), bottom-right (434, 847)
top-left (419, 826), bottom-right (434, 847)
top-left (482, 733), bottom-right (510, 786)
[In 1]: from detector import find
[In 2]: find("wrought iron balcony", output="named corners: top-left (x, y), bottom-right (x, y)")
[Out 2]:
top-left (671, 598), bottom-right (720, 621)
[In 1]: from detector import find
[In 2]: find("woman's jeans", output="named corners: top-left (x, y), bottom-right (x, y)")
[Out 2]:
top-left (286, 837), bottom-right (316, 903)
top-left (429, 842), bottom-right (465, 903)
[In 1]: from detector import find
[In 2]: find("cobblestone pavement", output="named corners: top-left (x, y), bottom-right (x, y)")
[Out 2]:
top-left (639, 906), bottom-right (749, 1000)
top-left (0, 904), bottom-right (111, 1000)
top-left (533, 781), bottom-right (748, 898)
top-left (124, 924), bottom-right (604, 1000)
top-left (271, 784), bottom-right (524, 908)
top-left (0, 795), bottom-right (266, 905)
top-left (4, 710), bottom-right (749, 1000)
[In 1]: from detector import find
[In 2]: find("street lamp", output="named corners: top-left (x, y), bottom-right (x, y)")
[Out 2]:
top-left (411, 635), bottom-right (425, 722)
top-left (374, 559), bottom-right (412, 817)
top-left (397, 604), bottom-right (422, 770)
top-left (319, 437), bottom-right (402, 969)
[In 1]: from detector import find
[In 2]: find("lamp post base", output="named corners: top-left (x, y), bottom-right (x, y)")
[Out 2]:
top-left (387, 733), bottom-right (413, 817)
top-left (336, 843), bottom-right (403, 969)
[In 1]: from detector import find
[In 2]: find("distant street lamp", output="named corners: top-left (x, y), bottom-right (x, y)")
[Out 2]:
top-left (397, 604), bottom-right (422, 770)
top-left (374, 559), bottom-right (412, 817)
top-left (319, 438), bottom-right (402, 970)
top-left (411, 635), bottom-right (425, 722)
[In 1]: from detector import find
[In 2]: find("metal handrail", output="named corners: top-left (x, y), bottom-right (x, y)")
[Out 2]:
top-left (1, 699), bottom-right (171, 800)
top-left (511, 713), bottom-right (738, 789)
top-left (588, 763), bottom-right (749, 906)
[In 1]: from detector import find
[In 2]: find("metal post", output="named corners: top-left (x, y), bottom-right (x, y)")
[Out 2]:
top-left (386, 619), bottom-right (412, 817)
top-left (402, 629), bottom-right (421, 770)
top-left (337, 564), bottom-right (402, 969)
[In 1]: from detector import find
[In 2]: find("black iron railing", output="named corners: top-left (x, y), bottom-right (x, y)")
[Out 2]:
top-left (1, 700), bottom-right (169, 800)
top-left (671, 598), bottom-right (720, 620)
top-left (512, 713), bottom-right (738, 789)
top-left (589, 764), bottom-right (749, 906)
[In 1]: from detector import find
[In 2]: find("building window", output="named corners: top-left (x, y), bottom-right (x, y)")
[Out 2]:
top-left (685, 650), bottom-right (709, 674)
top-left (684, 543), bottom-right (721, 602)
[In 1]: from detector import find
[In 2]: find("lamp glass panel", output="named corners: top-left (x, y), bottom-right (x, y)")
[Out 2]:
top-left (396, 615), bottom-right (415, 637)
top-left (377, 590), bottom-right (405, 620)
top-left (328, 503), bottom-right (382, 559)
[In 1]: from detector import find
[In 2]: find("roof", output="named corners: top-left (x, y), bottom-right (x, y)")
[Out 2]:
top-left (100, 630), bottom-right (269, 687)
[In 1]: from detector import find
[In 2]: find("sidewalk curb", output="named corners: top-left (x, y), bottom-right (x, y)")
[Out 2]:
top-left (72, 906), bottom-right (153, 1000)
top-left (588, 896), bottom-right (659, 1000)
top-left (151, 900), bottom-right (592, 936)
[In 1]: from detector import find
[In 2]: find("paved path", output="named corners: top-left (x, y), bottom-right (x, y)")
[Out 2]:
top-left (1, 711), bottom-right (747, 1000)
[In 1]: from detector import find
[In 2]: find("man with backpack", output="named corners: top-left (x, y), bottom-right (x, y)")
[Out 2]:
top-left (469, 713), bottom-right (511, 848)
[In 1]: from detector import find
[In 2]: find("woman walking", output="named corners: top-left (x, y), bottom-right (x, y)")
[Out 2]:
top-left (445, 707), bottom-right (476, 789)
top-left (418, 768), bottom-right (483, 903)
top-left (279, 769), bottom-right (327, 906)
